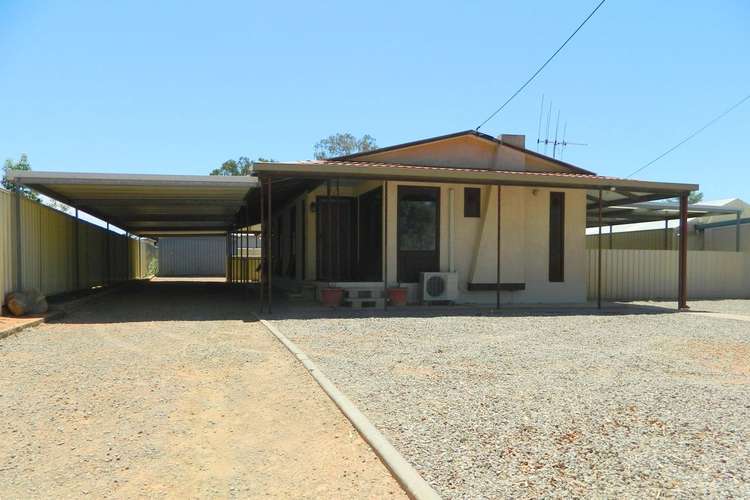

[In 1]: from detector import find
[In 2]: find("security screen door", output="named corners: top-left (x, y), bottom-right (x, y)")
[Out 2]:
top-left (397, 186), bottom-right (440, 283)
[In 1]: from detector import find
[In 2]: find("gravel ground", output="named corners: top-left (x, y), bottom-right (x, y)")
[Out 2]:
top-left (273, 306), bottom-right (750, 498)
top-left (0, 281), bottom-right (405, 499)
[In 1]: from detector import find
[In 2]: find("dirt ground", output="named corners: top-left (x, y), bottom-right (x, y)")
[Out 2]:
top-left (0, 280), bottom-right (405, 499)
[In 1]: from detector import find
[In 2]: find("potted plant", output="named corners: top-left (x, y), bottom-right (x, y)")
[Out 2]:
top-left (320, 282), bottom-right (344, 307)
top-left (386, 283), bottom-right (408, 306)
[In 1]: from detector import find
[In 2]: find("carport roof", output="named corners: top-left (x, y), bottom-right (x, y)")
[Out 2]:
top-left (6, 170), bottom-right (257, 236)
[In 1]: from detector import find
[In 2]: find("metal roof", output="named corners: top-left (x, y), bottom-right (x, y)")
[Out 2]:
top-left (586, 200), bottom-right (742, 228)
top-left (253, 159), bottom-right (698, 194)
top-left (6, 170), bottom-right (256, 236)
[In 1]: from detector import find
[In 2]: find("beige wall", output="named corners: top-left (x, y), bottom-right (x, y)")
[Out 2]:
top-left (703, 224), bottom-right (750, 252)
top-left (273, 180), bottom-right (587, 304)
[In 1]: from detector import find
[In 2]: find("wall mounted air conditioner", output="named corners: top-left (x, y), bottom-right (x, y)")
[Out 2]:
top-left (419, 272), bottom-right (459, 303)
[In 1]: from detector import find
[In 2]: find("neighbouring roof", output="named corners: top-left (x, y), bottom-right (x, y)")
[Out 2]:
top-left (333, 129), bottom-right (598, 175)
top-left (585, 200), bottom-right (742, 229)
top-left (6, 170), bottom-right (257, 236)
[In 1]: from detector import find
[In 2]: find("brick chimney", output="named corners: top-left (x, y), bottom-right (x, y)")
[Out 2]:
top-left (499, 134), bottom-right (525, 149)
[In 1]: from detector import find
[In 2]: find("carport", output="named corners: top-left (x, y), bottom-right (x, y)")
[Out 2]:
top-left (7, 170), bottom-right (258, 282)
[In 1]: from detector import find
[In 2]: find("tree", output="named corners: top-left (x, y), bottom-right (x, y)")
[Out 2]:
top-left (3, 154), bottom-right (40, 202)
top-left (314, 133), bottom-right (377, 159)
top-left (671, 191), bottom-right (704, 205)
top-left (209, 157), bottom-right (275, 176)
top-left (688, 191), bottom-right (704, 204)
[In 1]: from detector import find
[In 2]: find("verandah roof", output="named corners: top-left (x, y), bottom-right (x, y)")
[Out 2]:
top-left (251, 159), bottom-right (700, 228)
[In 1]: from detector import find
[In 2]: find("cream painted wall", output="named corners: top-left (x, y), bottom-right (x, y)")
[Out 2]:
top-left (271, 178), bottom-right (587, 304)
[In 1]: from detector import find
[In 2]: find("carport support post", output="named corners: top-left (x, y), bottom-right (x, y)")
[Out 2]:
top-left (259, 178), bottom-right (265, 311)
top-left (74, 209), bottom-right (80, 289)
top-left (597, 190), bottom-right (603, 309)
top-left (245, 200), bottom-right (250, 292)
top-left (106, 222), bottom-right (111, 285)
top-left (496, 185), bottom-right (501, 309)
top-left (736, 212), bottom-right (741, 252)
top-left (664, 218), bottom-right (669, 250)
top-left (678, 193), bottom-right (689, 310)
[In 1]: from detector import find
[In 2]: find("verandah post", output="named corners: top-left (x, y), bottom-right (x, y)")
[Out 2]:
top-left (496, 185), bottom-right (501, 309)
top-left (267, 177), bottom-right (273, 314)
top-left (678, 192), bottom-right (689, 310)
top-left (597, 189), bottom-right (603, 309)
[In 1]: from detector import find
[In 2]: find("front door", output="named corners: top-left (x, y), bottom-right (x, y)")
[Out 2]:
top-left (397, 186), bottom-right (440, 283)
top-left (357, 187), bottom-right (382, 281)
top-left (316, 196), bottom-right (355, 281)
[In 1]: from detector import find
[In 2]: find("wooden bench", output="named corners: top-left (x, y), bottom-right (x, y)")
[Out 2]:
top-left (466, 283), bottom-right (526, 291)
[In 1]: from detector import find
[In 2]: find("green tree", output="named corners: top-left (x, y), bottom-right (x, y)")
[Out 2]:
top-left (2, 154), bottom-right (40, 202)
top-left (209, 157), bottom-right (275, 176)
top-left (688, 191), bottom-right (704, 204)
top-left (671, 191), bottom-right (704, 204)
top-left (314, 133), bottom-right (377, 159)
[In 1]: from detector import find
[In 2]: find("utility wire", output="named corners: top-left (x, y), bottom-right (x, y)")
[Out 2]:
top-left (627, 92), bottom-right (750, 178)
top-left (475, 0), bottom-right (607, 131)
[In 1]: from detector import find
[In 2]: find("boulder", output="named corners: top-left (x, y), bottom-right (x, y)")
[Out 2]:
top-left (6, 289), bottom-right (48, 316)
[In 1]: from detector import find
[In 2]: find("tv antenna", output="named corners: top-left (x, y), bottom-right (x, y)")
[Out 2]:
top-left (535, 95), bottom-right (588, 159)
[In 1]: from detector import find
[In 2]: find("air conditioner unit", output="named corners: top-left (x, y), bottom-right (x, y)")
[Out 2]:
top-left (419, 272), bottom-right (458, 303)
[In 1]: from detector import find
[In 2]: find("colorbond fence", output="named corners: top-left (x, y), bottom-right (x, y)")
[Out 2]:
top-left (586, 249), bottom-right (750, 301)
top-left (0, 189), bottom-right (157, 305)
top-left (159, 236), bottom-right (226, 277)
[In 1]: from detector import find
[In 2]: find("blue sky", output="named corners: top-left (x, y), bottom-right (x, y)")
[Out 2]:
top-left (1, 0), bottom-right (748, 201)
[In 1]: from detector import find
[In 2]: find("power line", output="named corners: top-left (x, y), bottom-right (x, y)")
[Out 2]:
top-left (626, 92), bottom-right (750, 178)
top-left (475, 0), bottom-right (607, 131)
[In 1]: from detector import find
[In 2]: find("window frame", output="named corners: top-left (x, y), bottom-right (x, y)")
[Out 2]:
top-left (548, 191), bottom-right (565, 282)
top-left (463, 187), bottom-right (481, 218)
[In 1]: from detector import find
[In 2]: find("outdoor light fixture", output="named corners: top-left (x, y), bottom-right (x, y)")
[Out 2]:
top-left (309, 201), bottom-right (316, 213)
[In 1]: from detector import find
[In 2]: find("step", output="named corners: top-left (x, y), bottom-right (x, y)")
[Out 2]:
top-left (343, 289), bottom-right (383, 300)
top-left (342, 297), bottom-right (386, 309)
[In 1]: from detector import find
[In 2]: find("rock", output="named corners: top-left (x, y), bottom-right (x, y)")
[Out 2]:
top-left (6, 289), bottom-right (48, 316)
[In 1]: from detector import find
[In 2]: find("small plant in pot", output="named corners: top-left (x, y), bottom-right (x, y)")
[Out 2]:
top-left (320, 283), bottom-right (343, 307)
top-left (386, 283), bottom-right (408, 306)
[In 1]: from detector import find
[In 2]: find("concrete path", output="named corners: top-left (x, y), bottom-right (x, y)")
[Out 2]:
top-left (0, 281), bottom-right (404, 499)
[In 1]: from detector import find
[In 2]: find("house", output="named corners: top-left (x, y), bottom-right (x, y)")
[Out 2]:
top-left (250, 130), bottom-right (699, 306)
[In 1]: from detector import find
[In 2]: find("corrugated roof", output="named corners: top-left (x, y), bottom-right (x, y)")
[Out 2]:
top-left (297, 159), bottom-right (616, 180)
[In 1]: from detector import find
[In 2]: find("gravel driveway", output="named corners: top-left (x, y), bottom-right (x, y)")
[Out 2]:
top-left (0, 281), bottom-right (405, 499)
top-left (273, 305), bottom-right (750, 498)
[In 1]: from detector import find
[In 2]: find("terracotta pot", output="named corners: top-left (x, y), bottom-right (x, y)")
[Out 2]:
top-left (387, 287), bottom-right (408, 306)
top-left (320, 287), bottom-right (344, 307)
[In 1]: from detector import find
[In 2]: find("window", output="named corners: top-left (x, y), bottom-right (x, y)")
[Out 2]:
top-left (464, 187), bottom-right (480, 218)
top-left (549, 192), bottom-right (565, 282)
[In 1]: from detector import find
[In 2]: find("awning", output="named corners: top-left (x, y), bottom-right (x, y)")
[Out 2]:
top-left (251, 160), bottom-right (701, 228)
top-left (6, 170), bottom-right (257, 236)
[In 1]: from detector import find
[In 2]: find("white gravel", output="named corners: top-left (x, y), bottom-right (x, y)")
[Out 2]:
top-left (272, 306), bottom-right (750, 498)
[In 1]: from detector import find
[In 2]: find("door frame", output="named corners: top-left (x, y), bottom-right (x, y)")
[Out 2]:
top-left (396, 185), bottom-right (441, 283)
